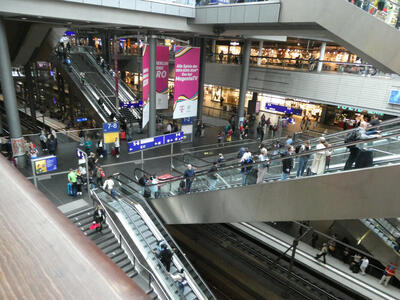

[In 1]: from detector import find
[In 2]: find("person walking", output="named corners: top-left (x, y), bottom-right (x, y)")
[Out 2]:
top-left (183, 164), bottom-right (195, 193)
top-left (311, 137), bottom-right (331, 175)
top-left (103, 176), bottom-right (117, 196)
top-left (169, 269), bottom-right (187, 299)
top-left (315, 243), bottom-right (329, 264)
top-left (257, 148), bottom-right (270, 184)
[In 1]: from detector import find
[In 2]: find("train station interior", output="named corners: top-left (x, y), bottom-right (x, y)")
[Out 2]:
top-left (1, 0), bottom-right (400, 299)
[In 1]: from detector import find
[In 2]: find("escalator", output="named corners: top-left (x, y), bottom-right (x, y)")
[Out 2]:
top-left (108, 118), bottom-right (400, 226)
top-left (91, 187), bottom-right (216, 300)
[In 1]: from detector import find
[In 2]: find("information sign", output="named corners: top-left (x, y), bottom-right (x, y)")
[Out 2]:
top-left (103, 122), bottom-right (120, 144)
top-left (32, 156), bottom-right (58, 175)
top-left (128, 132), bottom-right (184, 153)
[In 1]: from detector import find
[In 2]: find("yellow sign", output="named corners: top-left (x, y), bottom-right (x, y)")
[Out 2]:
top-left (104, 132), bottom-right (119, 144)
top-left (35, 160), bottom-right (47, 174)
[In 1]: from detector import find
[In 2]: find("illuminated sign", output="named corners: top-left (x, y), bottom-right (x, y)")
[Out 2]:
top-left (388, 89), bottom-right (400, 105)
top-left (337, 106), bottom-right (384, 116)
top-left (128, 132), bottom-right (184, 153)
top-left (32, 156), bottom-right (58, 175)
top-left (265, 103), bottom-right (302, 116)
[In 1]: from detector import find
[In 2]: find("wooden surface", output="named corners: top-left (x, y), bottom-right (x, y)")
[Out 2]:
top-left (0, 156), bottom-right (150, 300)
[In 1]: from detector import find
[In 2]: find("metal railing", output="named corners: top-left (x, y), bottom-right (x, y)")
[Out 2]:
top-left (91, 190), bottom-right (170, 299)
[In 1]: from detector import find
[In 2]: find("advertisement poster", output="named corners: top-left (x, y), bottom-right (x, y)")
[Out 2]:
top-left (142, 44), bottom-right (150, 128)
top-left (156, 45), bottom-right (169, 110)
top-left (33, 156), bottom-right (58, 175)
top-left (173, 46), bottom-right (200, 119)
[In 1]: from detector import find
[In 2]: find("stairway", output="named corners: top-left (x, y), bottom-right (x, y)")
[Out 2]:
top-left (66, 207), bottom-right (158, 299)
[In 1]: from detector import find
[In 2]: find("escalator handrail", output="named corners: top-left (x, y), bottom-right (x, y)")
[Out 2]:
top-left (368, 218), bottom-right (400, 244)
top-left (112, 174), bottom-right (217, 299)
top-left (93, 188), bottom-right (181, 296)
top-left (123, 129), bottom-right (400, 189)
top-left (91, 190), bottom-right (171, 299)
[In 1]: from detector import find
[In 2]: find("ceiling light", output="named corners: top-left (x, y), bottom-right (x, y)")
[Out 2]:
top-left (21, 17), bottom-right (27, 20)
top-left (67, 22), bottom-right (72, 25)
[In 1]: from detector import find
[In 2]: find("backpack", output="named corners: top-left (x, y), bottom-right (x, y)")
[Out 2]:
top-left (295, 145), bottom-right (302, 154)
top-left (100, 170), bottom-right (105, 178)
top-left (178, 276), bottom-right (188, 288)
top-left (344, 130), bottom-right (360, 148)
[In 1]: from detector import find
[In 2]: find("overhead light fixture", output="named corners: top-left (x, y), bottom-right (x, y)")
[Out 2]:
top-left (21, 17), bottom-right (27, 20)
top-left (297, 42), bottom-right (300, 46)
top-left (67, 21), bottom-right (72, 25)
top-left (230, 41), bottom-right (239, 46)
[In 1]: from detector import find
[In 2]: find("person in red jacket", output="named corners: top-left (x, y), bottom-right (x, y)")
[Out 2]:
top-left (379, 263), bottom-right (396, 286)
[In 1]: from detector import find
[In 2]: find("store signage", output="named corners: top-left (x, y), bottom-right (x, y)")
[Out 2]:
top-left (388, 89), bottom-right (400, 105)
top-left (209, 0), bottom-right (230, 4)
top-left (156, 45), bottom-right (169, 110)
top-left (336, 105), bottom-right (384, 116)
top-left (265, 103), bottom-right (302, 116)
top-left (32, 156), bottom-right (58, 175)
top-left (103, 122), bottom-right (120, 144)
top-left (173, 46), bottom-right (200, 119)
top-left (76, 117), bottom-right (88, 122)
top-left (128, 132), bottom-right (184, 153)
top-left (142, 44), bottom-right (150, 128)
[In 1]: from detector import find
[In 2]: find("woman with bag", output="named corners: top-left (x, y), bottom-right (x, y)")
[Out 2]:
top-left (311, 137), bottom-right (332, 175)
top-left (93, 205), bottom-right (106, 232)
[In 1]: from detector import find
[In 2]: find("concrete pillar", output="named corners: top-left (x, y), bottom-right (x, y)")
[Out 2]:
top-left (212, 39), bottom-right (217, 62)
top-left (257, 40), bottom-right (263, 66)
top-left (317, 42), bottom-right (327, 73)
top-left (0, 18), bottom-right (25, 166)
top-left (197, 38), bottom-right (206, 123)
top-left (148, 36), bottom-right (157, 137)
top-left (24, 63), bottom-right (36, 120)
top-left (237, 40), bottom-right (251, 130)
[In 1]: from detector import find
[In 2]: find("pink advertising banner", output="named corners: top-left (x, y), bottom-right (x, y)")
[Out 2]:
top-left (173, 46), bottom-right (200, 119)
top-left (142, 44), bottom-right (149, 128)
top-left (156, 45), bottom-right (169, 109)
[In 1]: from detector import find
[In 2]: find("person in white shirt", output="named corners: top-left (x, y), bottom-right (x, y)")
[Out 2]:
top-left (103, 176), bottom-right (117, 196)
top-left (257, 148), bottom-right (270, 184)
top-left (169, 269), bottom-right (187, 298)
top-left (360, 257), bottom-right (369, 275)
top-left (311, 137), bottom-right (332, 175)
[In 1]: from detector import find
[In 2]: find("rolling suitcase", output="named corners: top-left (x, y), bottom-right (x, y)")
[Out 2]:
top-left (120, 131), bottom-right (126, 140)
top-left (67, 183), bottom-right (73, 196)
top-left (111, 147), bottom-right (117, 157)
top-left (355, 149), bottom-right (373, 169)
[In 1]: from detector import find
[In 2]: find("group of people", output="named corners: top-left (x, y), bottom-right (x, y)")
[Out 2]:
top-left (138, 174), bottom-right (160, 198)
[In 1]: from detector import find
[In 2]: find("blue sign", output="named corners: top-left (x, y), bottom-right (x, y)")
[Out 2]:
top-left (120, 101), bottom-right (143, 108)
top-left (128, 132), bottom-right (184, 153)
top-left (77, 117), bottom-right (88, 122)
top-left (181, 117), bottom-right (193, 125)
top-left (33, 156), bottom-right (58, 175)
top-left (76, 148), bottom-right (85, 159)
top-left (388, 90), bottom-right (400, 105)
top-left (265, 104), bottom-right (302, 116)
top-left (103, 122), bottom-right (119, 133)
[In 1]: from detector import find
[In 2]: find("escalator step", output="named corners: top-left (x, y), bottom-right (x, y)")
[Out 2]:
top-left (117, 258), bottom-right (131, 269)
top-left (122, 264), bottom-right (135, 274)
top-left (112, 253), bottom-right (128, 264)
top-left (107, 248), bottom-right (124, 260)
top-left (97, 239), bottom-right (117, 250)
top-left (127, 270), bottom-right (138, 278)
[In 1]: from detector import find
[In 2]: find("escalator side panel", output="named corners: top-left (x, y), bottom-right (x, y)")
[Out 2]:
top-left (151, 164), bottom-right (400, 224)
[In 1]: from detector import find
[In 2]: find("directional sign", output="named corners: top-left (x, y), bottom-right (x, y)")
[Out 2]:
top-left (76, 148), bottom-right (85, 159)
top-left (32, 156), bottom-right (58, 175)
top-left (128, 132), bottom-right (184, 153)
top-left (103, 122), bottom-right (120, 144)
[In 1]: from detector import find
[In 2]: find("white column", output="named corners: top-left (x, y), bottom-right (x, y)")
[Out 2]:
top-left (257, 40), bottom-right (263, 66)
top-left (317, 42), bottom-right (326, 73)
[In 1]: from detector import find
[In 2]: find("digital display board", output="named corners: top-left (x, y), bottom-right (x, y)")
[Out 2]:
top-left (388, 89), bottom-right (400, 105)
top-left (128, 132), bottom-right (184, 153)
top-left (33, 156), bottom-right (58, 175)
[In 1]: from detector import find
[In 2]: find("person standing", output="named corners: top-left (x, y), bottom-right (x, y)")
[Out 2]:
top-left (315, 243), bottom-right (329, 264)
top-left (39, 130), bottom-right (48, 151)
top-left (93, 205), bottom-right (106, 232)
top-left (97, 139), bottom-right (104, 158)
top-left (296, 140), bottom-right (311, 177)
top-left (169, 269), bottom-right (187, 299)
top-left (311, 137), bottom-right (332, 175)
top-left (149, 176), bottom-right (160, 198)
top-left (280, 146), bottom-right (295, 180)
top-left (219, 50), bottom-right (224, 63)
top-left (207, 162), bottom-right (218, 191)
top-left (114, 137), bottom-right (120, 158)
top-left (103, 176), bottom-right (117, 196)
top-left (379, 263), bottom-right (396, 286)
top-left (240, 149), bottom-right (253, 186)
top-left (68, 168), bottom-right (78, 197)
top-left (183, 164), bottom-right (195, 193)
top-left (360, 257), bottom-right (369, 275)
top-left (257, 148), bottom-right (269, 184)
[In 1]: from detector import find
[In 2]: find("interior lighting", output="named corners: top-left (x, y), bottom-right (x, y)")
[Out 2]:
top-left (297, 43), bottom-right (300, 46)
top-left (357, 231), bottom-right (370, 245)
top-left (21, 17), bottom-right (27, 20)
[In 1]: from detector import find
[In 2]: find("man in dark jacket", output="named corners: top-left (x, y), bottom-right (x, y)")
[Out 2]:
top-left (183, 164), bottom-right (195, 193)
top-left (158, 244), bottom-right (176, 272)
top-left (281, 146), bottom-right (294, 180)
